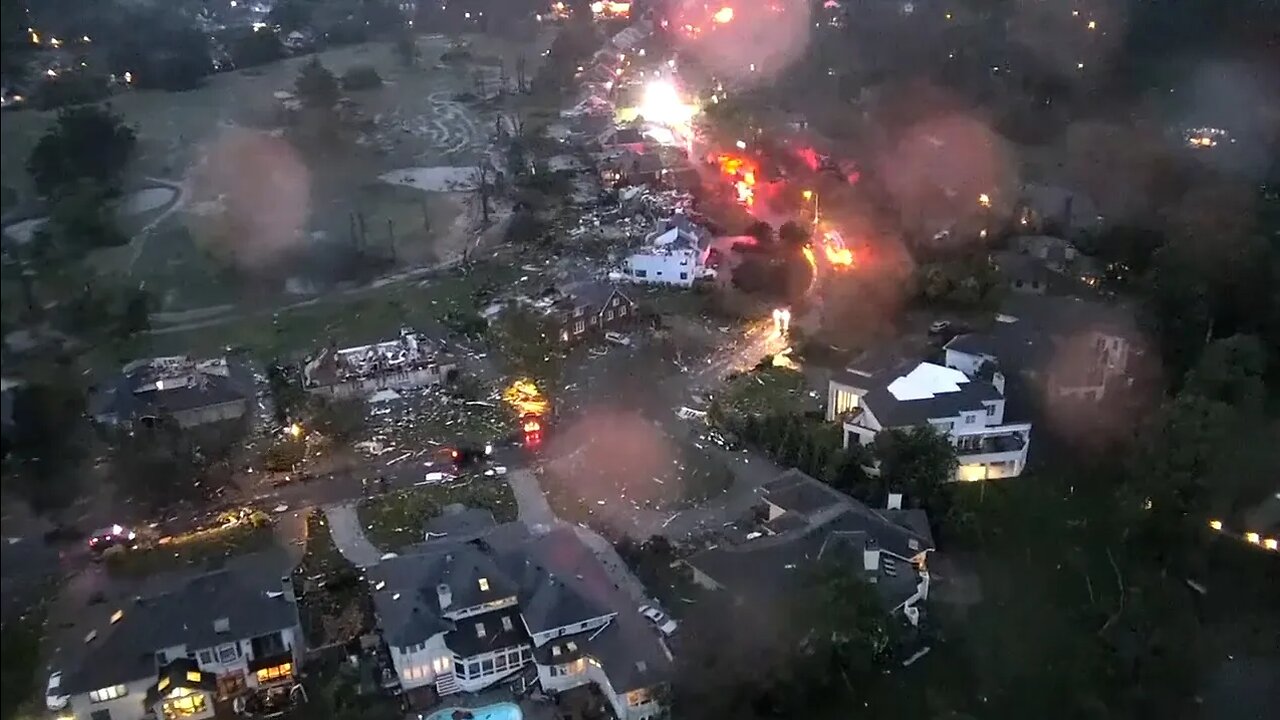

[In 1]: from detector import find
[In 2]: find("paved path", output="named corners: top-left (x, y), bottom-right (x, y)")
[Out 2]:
top-left (323, 503), bottom-right (383, 568)
top-left (508, 468), bottom-right (556, 531)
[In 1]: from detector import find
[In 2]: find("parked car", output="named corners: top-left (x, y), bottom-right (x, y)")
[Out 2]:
top-left (46, 671), bottom-right (69, 711)
top-left (638, 604), bottom-right (678, 636)
top-left (423, 471), bottom-right (455, 484)
top-left (604, 331), bottom-right (631, 346)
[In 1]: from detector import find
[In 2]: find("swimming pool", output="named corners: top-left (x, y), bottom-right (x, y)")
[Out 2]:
top-left (424, 702), bottom-right (522, 720)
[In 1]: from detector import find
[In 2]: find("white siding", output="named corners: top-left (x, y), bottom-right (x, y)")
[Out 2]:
top-left (624, 251), bottom-right (697, 287)
top-left (68, 677), bottom-right (152, 720)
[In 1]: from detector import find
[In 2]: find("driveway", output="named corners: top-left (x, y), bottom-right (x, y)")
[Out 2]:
top-left (322, 503), bottom-right (383, 568)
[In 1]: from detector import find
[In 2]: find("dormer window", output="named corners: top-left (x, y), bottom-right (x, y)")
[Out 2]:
top-left (567, 641), bottom-right (578, 651)
top-left (501, 616), bottom-right (514, 631)
top-left (551, 645), bottom-right (561, 657)
top-left (478, 578), bottom-right (489, 592)
top-left (475, 623), bottom-right (486, 638)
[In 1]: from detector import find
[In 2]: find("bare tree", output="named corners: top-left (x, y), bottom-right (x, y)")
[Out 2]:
top-left (474, 161), bottom-right (492, 224)
top-left (516, 55), bottom-right (527, 93)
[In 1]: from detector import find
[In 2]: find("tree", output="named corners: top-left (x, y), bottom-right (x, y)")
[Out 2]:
top-left (267, 362), bottom-right (307, 424)
top-left (307, 396), bottom-right (367, 442)
top-left (295, 56), bottom-right (340, 109)
top-left (229, 26), bottom-right (284, 68)
top-left (110, 419), bottom-right (208, 510)
top-left (746, 220), bottom-right (775, 246)
top-left (28, 105), bottom-right (137, 197)
top-left (778, 220), bottom-right (810, 249)
top-left (268, 0), bottom-right (314, 31)
top-left (2, 375), bottom-right (88, 511)
top-left (36, 180), bottom-right (129, 258)
top-left (874, 426), bottom-right (957, 510)
top-left (341, 64), bottom-right (383, 90)
top-left (394, 29), bottom-right (419, 68)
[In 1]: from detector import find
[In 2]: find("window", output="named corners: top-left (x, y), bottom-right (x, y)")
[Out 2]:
top-left (478, 578), bottom-right (490, 592)
top-left (618, 305), bottom-right (627, 316)
top-left (155, 650), bottom-right (168, 666)
top-left (986, 405), bottom-right (996, 416)
top-left (501, 616), bottom-right (514, 631)
top-left (573, 306), bottom-right (584, 317)
top-left (566, 641), bottom-right (578, 652)
top-left (216, 643), bottom-right (239, 663)
top-left (198, 650), bottom-right (213, 665)
top-left (551, 645), bottom-right (561, 657)
top-left (466, 661), bottom-right (480, 678)
top-left (520, 647), bottom-right (532, 662)
top-left (495, 655), bottom-right (508, 672)
top-left (90, 685), bottom-right (128, 703)
top-left (964, 414), bottom-right (975, 425)
top-left (480, 659), bottom-right (494, 674)
top-left (91, 711), bottom-right (113, 720)
top-left (573, 320), bottom-right (585, 334)
top-left (255, 662), bottom-right (292, 684)
top-left (605, 310), bottom-right (614, 321)
top-left (679, 272), bottom-right (687, 280)
top-left (475, 623), bottom-right (487, 638)
top-left (634, 269), bottom-right (647, 278)
top-left (612, 297), bottom-right (619, 306)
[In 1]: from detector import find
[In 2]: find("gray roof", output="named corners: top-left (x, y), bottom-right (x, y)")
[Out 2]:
top-left (90, 356), bottom-right (253, 422)
top-left (423, 506), bottom-right (497, 540)
top-left (762, 469), bottom-right (849, 517)
top-left (689, 471), bottom-right (933, 611)
top-left (560, 281), bottom-right (632, 312)
top-left (368, 524), bottom-right (669, 692)
top-left (63, 559), bottom-right (300, 694)
top-left (445, 606), bottom-right (529, 658)
top-left (833, 362), bottom-right (1002, 427)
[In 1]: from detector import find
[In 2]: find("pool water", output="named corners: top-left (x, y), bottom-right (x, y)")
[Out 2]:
top-left (425, 702), bottom-right (523, 720)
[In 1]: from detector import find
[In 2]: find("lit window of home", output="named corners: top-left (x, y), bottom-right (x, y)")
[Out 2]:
top-left (478, 577), bottom-right (489, 591)
top-left (255, 662), bottom-right (292, 684)
top-left (476, 623), bottom-right (486, 638)
top-left (89, 684), bottom-right (128, 702)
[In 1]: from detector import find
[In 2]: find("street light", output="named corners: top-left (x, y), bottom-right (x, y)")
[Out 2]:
top-left (803, 189), bottom-right (819, 225)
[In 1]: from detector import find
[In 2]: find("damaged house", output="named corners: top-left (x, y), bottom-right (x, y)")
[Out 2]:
top-left (90, 356), bottom-right (255, 429)
top-left (303, 328), bottom-right (457, 399)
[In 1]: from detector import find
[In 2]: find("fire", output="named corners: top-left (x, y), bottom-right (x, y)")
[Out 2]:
top-left (713, 7), bottom-right (735, 23)
top-left (802, 245), bottom-right (817, 273)
top-left (820, 230), bottom-right (855, 268)
top-left (796, 146), bottom-right (821, 171)
top-left (503, 379), bottom-right (549, 417)
top-left (715, 153), bottom-right (758, 207)
top-left (637, 79), bottom-right (700, 142)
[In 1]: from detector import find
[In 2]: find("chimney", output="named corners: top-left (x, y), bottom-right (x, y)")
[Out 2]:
top-left (992, 371), bottom-right (1006, 396)
top-left (437, 583), bottom-right (452, 611)
top-left (886, 493), bottom-right (903, 511)
top-left (863, 541), bottom-right (880, 577)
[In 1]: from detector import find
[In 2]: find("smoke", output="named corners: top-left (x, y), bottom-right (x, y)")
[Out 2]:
top-left (185, 129), bottom-right (310, 268)
top-left (670, 1), bottom-right (812, 87)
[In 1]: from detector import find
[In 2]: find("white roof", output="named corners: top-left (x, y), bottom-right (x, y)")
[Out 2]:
top-left (886, 363), bottom-right (970, 402)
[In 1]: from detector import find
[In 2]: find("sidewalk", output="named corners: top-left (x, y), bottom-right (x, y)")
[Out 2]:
top-left (322, 503), bottom-right (383, 567)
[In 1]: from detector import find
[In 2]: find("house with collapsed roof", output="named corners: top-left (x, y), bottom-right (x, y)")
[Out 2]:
top-left (828, 355), bottom-right (1033, 481)
top-left (684, 469), bottom-right (934, 625)
top-left (366, 522), bottom-right (670, 719)
top-left (55, 558), bottom-right (303, 720)
top-left (302, 328), bottom-right (456, 399)
top-left (620, 214), bottom-right (713, 287)
top-left (90, 356), bottom-right (255, 429)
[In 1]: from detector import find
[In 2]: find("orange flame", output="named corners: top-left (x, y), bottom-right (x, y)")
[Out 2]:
top-left (713, 7), bottom-right (735, 24)
top-left (821, 230), bottom-right (855, 268)
top-left (716, 153), bottom-right (758, 207)
top-left (802, 245), bottom-right (817, 273)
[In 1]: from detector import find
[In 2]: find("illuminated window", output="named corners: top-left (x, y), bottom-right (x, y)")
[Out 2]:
top-left (501, 616), bottom-right (514, 631)
top-left (161, 688), bottom-right (208, 719)
top-left (478, 578), bottom-right (490, 591)
top-left (476, 623), bottom-right (486, 638)
top-left (89, 685), bottom-right (128, 702)
top-left (255, 662), bottom-right (292, 684)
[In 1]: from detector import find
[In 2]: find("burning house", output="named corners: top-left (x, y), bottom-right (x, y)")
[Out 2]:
top-left (302, 329), bottom-right (456, 399)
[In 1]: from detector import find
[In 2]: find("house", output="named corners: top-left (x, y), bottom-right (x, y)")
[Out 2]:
top-left (303, 328), bottom-right (456, 399)
top-left (993, 251), bottom-right (1051, 295)
top-left (1010, 235), bottom-right (1104, 289)
top-left (600, 151), bottom-right (669, 187)
top-left (621, 217), bottom-right (711, 287)
top-left (90, 356), bottom-right (254, 429)
top-left (598, 126), bottom-right (648, 153)
top-left (943, 295), bottom-right (1137, 404)
top-left (1016, 183), bottom-right (1103, 238)
top-left (685, 469), bottom-right (933, 625)
top-left (827, 359), bottom-right (1033, 481)
top-left (367, 523), bottom-right (670, 720)
top-left (57, 560), bottom-right (303, 720)
top-left (552, 282), bottom-right (636, 343)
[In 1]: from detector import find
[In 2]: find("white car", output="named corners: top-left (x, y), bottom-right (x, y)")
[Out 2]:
top-left (421, 471), bottom-right (454, 485)
top-left (46, 671), bottom-right (69, 711)
top-left (638, 604), bottom-right (678, 636)
top-left (604, 331), bottom-right (631, 346)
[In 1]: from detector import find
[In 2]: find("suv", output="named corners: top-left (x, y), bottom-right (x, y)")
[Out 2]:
top-left (638, 604), bottom-right (678, 636)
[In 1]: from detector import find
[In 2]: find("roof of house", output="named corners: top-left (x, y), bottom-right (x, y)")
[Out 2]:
top-left (369, 524), bottom-right (669, 691)
top-left (90, 356), bottom-right (254, 421)
top-left (423, 506), bottom-right (497, 540)
top-left (688, 470), bottom-right (933, 611)
top-left (145, 657), bottom-right (216, 707)
top-left (833, 361), bottom-right (1002, 427)
top-left (63, 558), bottom-right (300, 694)
top-left (762, 469), bottom-right (849, 517)
top-left (560, 280), bottom-right (631, 311)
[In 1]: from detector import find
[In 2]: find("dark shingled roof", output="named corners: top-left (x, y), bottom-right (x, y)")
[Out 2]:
top-left (762, 469), bottom-right (849, 517)
top-left (446, 607), bottom-right (529, 658)
top-left (63, 559), bottom-right (300, 694)
top-left (560, 281), bottom-right (632, 313)
top-left (90, 356), bottom-right (254, 423)
top-left (689, 471), bottom-right (933, 611)
top-left (833, 362), bottom-right (1002, 428)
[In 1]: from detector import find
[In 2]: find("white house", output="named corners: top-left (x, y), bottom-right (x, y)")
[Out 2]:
top-left (57, 562), bottom-right (304, 720)
top-left (621, 217), bottom-right (711, 287)
top-left (368, 524), bottom-right (669, 720)
top-left (827, 361), bottom-right (1032, 481)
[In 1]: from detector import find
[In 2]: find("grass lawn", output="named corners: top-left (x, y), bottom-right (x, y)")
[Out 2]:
top-left (715, 366), bottom-right (811, 419)
top-left (357, 478), bottom-right (518, 551)
top-left (142, 260), bottom-right (521, 362)
top-left (106, 513), bottom-right (275, 578)
top-left (294, 511), bottom-right (370, 649)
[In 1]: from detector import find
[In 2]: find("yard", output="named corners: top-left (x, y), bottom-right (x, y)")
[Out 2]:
top-left (105, 511), bottom-right (275, 577)
top-left (294, 511), bottom-right (371, 650)
top-left (357, 477), bottom-right (518, 551)
top-left (711, 365), bottom-right (813, 421)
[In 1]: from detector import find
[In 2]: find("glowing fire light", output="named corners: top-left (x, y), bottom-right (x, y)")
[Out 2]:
top-left (772, 308), bottom-right (792, 337)
top-left (820, 230), bottom-right (855, 268)
top-left (713, 7), bottom-right (735, 24)
top-left (715, 154), bottom-right (758, 207)
top-left (503, 379), bottom-right (549, 418)
top-left (638, 79), bottom-right (699, 136)
top-left (802, 245), bottom-right (818, 274)
top-left (978, 193), bottom-right (992, 208)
